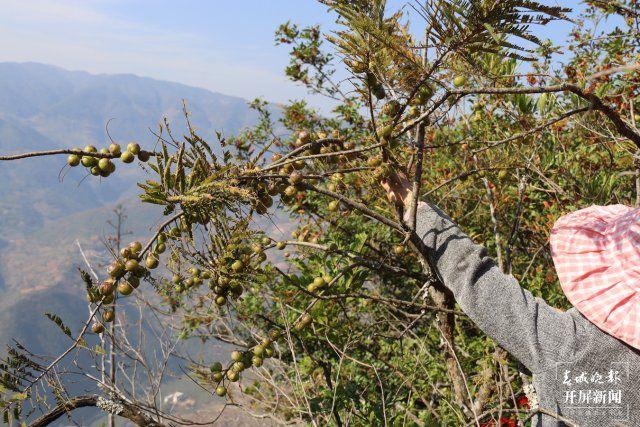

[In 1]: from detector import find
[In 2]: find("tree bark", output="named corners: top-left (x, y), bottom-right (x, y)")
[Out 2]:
top-left (28, 395), bottom-right (167, 427)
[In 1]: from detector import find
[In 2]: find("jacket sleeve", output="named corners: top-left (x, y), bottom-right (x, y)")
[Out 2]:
top-left (410, 201), bottom-right (581, 373)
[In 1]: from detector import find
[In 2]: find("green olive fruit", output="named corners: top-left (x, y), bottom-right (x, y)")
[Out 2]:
top-left (252, 356), bottom-right (263, 367)
top-left (377, 124), bottom-right (393, 139)
top-left (108, 143), bottom-right (121, 156)
top-left (201, 271), bottom-right (211, 280)
top-left (231, 260), bottom-right (244, 272)
top-left (120, 150), bottom-right (135, 163)
top-left (145, 255), bottom-right (159, 269)
top-left (120, 247), bottom-right (132, 259)
top-left (103, 310), bottom-right (115, 323)
top-left (108, 261), bottom-right (126, 278)
top-left (268, 329), bottom-right (281, 340)
top-left (328, 200), bottom-right (340, 212)
top-left (118, 281), bottom-right (134, 296)
top-left (90, 166), bottom-right (101, 176)
top-left (319, 146), bottom-right (332, 157)
top-left (127, 142), bottom-right (141, 155)
top-left (307, 283), bottom-right (317, 293)
top-left (98, 158), bottom-right (111, 171)
top-left (276, 241), bottom-right (286, 250)
top-left (233, 361), bottom-right (245, 371)
top-left (154, 243), bottom-right (166, 254)
top-left (251, 244), bottom-right (263, 254)
top-left (231, 350), bottom-right (243, 362)
top-left (453, 75), bottom-right (467, 88)
top-left (138, 151), bottom-right (150, 162)
top-left (295, 314), bottom-right (312, 330)
top-left (172, 274), bottom-right (181, 284)
top-left (92, 323), bottom-right (104, 334)
top-left (281, 163), bottom-right (294, 174)
top-left (330, 173), bottom-right (344, 183)
top-left (212, 372), bottom-right (223, 382)
top-left (102, 293), bottom-right (115, 304)
top-left (215, 386), bottom-right (227, 397)
top-left (129, 241), bottom-right (142, 254)
top-left (415, 85), bottom-right (434, 105)
top-left (67, 154), bottom-right (80, 167)
top-left (226, 370), bottom-right (239, 382)
top-left (174, 284), bottom-right (183, 293)
top-left (218, 276), bottom-right (231, 287)
top-left (367, 156), bottom-right (383, 168)
top-left (211, 361), bottom-right (223, 372)
top-left (215, 295), bottom-right (227, 306)
top-left (185, 277), bottom-right (194, 287)
top-left (100, 280), bottom-right (115, 295)
top-left (293, 159), bottom-right (305, 170)
top-left (393, 245), bottom-right (405, 255)
top-left (382, 100), bottom-right (400, 117)
top-left (298, 131), bottom-right (311, 144)
top-left (253, 345), bottom-right (265, 356)
top-left (193, 276), bottom-right (202, 286)
top-left (125, 259), bottom-right (139, 272)
top-left (84, 145), bottom-right (97, 153)
top-left (313, 277), bottom-right (326, 287)
top-left (256, 252), bottom-right (267, 263)
top-left (127, 276), bottom-right (140, 289)
top-left (264, 347), bottom-right (274, 357)
top-left (498, 170), bottom-right (508, 180)
top-left (283, 185), bottom-right (297, 197)
top-left (157, 233), bottom-right (167, 244)
top-left (288, 171), bottom-right (302, 185)
top-left (169, 226), bottom-right (181, 237)
top-left (408, 106), bottom-right (420, 118)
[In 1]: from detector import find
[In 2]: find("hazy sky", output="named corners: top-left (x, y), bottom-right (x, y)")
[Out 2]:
top-left (0, 0), bottom-right (584, 111)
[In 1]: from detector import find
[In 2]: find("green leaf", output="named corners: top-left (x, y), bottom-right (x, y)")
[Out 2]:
top-left (44, 313), bottom-right (73, 340)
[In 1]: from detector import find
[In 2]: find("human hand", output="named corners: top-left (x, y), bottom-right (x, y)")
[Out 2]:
top-left (381, 170), bottom-right (413, 210)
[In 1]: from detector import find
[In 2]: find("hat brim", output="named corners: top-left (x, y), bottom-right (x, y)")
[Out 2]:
top-left (550, 204), bottom-right (640, 350)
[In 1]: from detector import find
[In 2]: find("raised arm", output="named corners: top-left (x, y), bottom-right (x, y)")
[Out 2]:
top-left (383, 173), bottom-right (581, 373)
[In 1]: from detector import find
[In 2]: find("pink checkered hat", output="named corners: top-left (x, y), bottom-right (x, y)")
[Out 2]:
top-left (550, 204), bottom-right (640, 350)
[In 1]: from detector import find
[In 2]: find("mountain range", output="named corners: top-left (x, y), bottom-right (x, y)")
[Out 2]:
top-left (0, 62), bottom-right (280, 424)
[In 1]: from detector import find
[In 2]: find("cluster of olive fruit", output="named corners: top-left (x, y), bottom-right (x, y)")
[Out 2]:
top-left (211, 318), bottom-right (316, 397)
top-left (173, 267), bottom-right (211, 294)
top-left (206, 237), bottom-right (274, 305)
top-left (306, 274), bottom-right (332, 293)
top-left (66, 142), bottom-right (149, 178)
top-left (210, 336), bottom-right (276, 397)
top-left (90, 238), bottom-right (164, 334)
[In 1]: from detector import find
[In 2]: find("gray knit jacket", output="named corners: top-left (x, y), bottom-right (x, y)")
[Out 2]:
top-left (413, 201), bottom-right (640, 427)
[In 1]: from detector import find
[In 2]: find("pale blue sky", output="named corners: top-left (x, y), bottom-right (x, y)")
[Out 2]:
top-left (0, 0), bottom-right (586, 111)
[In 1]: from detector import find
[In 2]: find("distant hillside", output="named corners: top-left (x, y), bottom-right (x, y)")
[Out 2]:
top-left (0, 61), bottom-right (269, 283)
top-left (0, 62), bottom-right (278, 424)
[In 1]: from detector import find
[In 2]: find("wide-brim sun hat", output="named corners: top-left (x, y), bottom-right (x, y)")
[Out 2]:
top-left (550, 204), bottom-right (640, 350)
